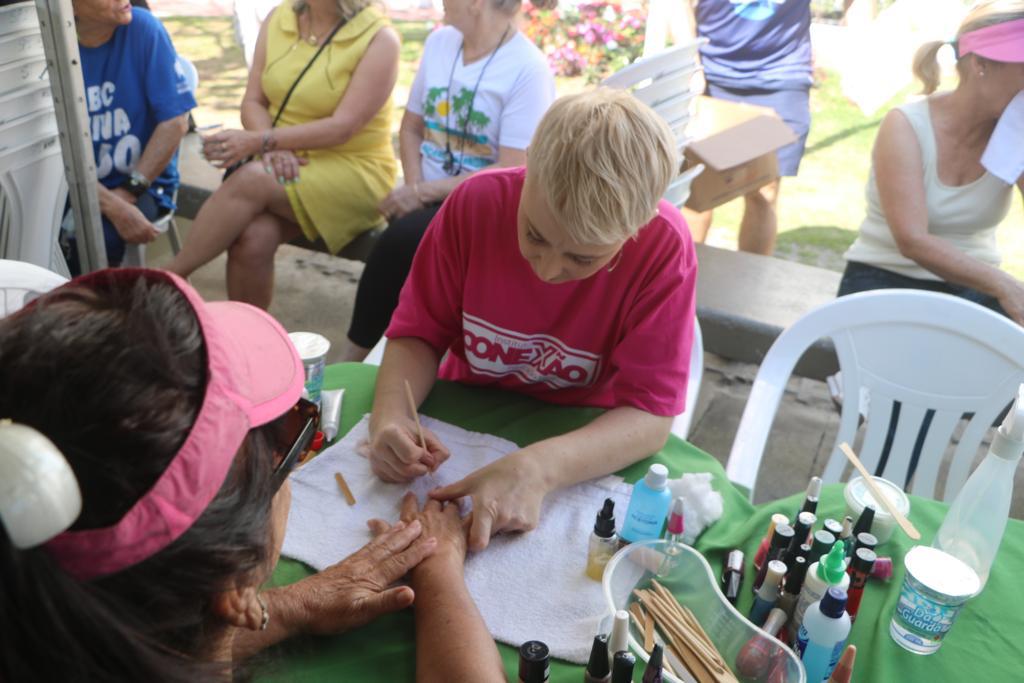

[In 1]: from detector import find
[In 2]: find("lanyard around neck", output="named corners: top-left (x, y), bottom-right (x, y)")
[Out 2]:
top-left (443, 25), bottom-right (512, 176)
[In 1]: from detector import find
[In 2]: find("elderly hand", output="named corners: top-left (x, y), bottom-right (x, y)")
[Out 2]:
top-left (108, 196), bottom-right (159, 244)
top-left (378, 183), bottom-right (424, 221)
top-left (428, 450), bottom-right (550, 551)
top-left (263, 150), bottom-right (309, 184)
top-left (368, 492), bottom-right (469, 568)
top-left (287, 519), bottom-right (436, 635)
top-left (202, 129), bottom-right (260, 169)
top-left (369, 416), bottom-right (450, 482)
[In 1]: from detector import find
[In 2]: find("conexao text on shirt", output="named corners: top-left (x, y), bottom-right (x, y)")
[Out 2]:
top-left (462, 313), bottom-right (601, 389)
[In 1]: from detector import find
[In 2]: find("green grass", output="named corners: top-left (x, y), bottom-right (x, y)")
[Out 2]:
top-left (163, 16), bottom-right (1024, 276)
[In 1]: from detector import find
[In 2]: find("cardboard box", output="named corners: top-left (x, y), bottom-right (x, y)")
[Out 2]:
top-left (683, 96), bottom-right (798, 212)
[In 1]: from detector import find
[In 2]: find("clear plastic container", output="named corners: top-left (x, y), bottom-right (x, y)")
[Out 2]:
top-left (843, 475), bottom-right (910, 545)
top-left (602, 540), bottom-right (806, 683)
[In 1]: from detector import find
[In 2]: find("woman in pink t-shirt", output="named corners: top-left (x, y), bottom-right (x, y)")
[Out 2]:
top-left (368, 89), bottom-right (698, 551)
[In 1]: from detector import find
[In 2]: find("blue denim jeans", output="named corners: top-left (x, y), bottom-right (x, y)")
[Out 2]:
top-left (838, 261), bottom-right (1008, 319)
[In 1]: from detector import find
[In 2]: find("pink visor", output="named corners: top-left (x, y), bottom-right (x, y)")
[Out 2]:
top-left (959, 18), bottom-right (1024, 63)
top-left (43, 269), bottom-right (304, 580)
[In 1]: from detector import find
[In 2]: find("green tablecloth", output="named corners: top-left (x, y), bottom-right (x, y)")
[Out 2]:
top-left (260, 364), bottom-right (1023, 682)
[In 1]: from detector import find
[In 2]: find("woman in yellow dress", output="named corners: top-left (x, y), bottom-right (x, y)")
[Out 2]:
top-left (168, 0), bottom-right (398, 309)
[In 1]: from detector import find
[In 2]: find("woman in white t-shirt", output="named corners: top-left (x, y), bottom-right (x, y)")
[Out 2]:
top-left (342, 0), bottom-right (557, 360)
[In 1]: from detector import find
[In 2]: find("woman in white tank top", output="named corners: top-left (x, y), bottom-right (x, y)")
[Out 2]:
top-left (839, 1), bottom-right (1024, 322)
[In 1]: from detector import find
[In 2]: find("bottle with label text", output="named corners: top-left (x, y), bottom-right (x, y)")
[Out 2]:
top-left (792, 542), bottom-right (849, 636)
top-left (797, 587), bottom-right (851, 682)
top-left (586, 498), bottom-right (618, 581)
top-left (620, 464), bottom-right (672, 544)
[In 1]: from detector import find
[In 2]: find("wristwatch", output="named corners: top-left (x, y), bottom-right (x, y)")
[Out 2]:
top-left (120, 170), bottom-right (151, 198)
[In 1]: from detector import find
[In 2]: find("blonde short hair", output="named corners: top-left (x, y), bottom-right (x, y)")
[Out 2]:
top-left (528, 88), bottom-right (678, 246)
top-left (912, 0), bottom-right (1024, 94)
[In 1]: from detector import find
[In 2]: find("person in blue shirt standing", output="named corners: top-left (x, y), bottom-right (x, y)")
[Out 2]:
top-left (682, 0), bottom-right (852, 255)
top-left (64, 0), bottom-right (195, 273)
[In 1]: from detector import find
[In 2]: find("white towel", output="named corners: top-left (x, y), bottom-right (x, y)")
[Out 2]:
top-left (282, 415), bottom-right (633, 663)
top-left (982, 90), bottom-right (1024, 185)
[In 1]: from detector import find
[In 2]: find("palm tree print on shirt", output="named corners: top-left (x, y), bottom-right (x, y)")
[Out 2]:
top-left (423, 85), bottom-right (494, 169)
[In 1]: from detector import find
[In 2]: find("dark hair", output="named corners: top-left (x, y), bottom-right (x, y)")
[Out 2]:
top-left (0, 273), bottom-right (278, 682)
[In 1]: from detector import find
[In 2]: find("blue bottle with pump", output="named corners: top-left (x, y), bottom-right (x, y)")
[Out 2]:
top-left (620, 464), bottom-right (672, 543)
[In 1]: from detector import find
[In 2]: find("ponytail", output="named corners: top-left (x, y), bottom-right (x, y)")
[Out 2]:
top-left (912, 40), bottom-right (945, 95)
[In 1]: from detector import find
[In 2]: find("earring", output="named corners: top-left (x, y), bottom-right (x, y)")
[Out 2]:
top-left (979, 69), bottom-right (986, 78)
top-left (257, 594), bottom-right (269, 631)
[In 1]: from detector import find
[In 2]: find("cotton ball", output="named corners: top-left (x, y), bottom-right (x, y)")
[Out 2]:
top-left (667, 473), bottom-right (724, 544)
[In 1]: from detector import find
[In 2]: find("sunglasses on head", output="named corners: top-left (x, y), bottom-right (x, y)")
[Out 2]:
top-left (271, 398), bottom-right (320, 491)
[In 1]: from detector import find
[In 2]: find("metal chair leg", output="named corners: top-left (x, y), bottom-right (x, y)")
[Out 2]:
top-left (168, 217), bottom-right (182, 255)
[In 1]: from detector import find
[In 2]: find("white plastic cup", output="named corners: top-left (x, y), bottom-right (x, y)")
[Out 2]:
top-left (890, 545), bottom-right (979, 654)
top-left (288, 332), bottom-right (330, 406)
top-left (843, 475), bottom-right (910, 545)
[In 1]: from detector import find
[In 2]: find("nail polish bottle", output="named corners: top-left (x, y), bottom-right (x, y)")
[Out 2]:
top-left (839, 516), bottom-right (854, 555)
top-left (777, 555), bottom-right (808, 621)
top-left (665, 496), bottom-right (685, 547)
top-left (823, 517), bottom-right (844, 540)
top-left (845, 548), bottom-right (876, 623)
top-left (642, 643), bottom-right (664, 683)
top-left (851, 505), bottom-right (875, 539)
top-left (753, 523), bottom-right (795, 593)
top-left (586, 499), bottom-right (618, 582)
top-left (735, 607), bottom-right (787, 680)
top-left (608, 610), bottom-right (629, 669)
top-left (795, 476), bottom-right (822, 519)
top-left (583, 634), bottom-right (611, 683)
top-left (750, 560), bottom-right (787, 626)
top-left (790, 511), bottom-right (817, 552)
top-left (753, 513), bottom-right (789, 571)
top-left (610, 651), bottom-right (635, 683)
top-left (810, 529), bottom-right (836, 562)
top-left (518, 640), bottom-right (550, 683)
top-left (853, 531), bottom-right (877, 556)
top-left (721, 549), bottom-right (744, 604)
top-left (871, 556), bottom-right (893, 581)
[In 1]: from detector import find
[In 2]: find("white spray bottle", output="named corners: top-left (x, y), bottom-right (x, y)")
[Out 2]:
top-left (934, 384), bottom-right (1024, 590)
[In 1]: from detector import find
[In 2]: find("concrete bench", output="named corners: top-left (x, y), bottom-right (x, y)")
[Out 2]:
top-left (695, 243), bottom-right (841, 380)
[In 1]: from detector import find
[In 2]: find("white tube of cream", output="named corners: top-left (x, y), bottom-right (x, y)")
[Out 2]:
top-left (320, 389), bottom-right (344, 442)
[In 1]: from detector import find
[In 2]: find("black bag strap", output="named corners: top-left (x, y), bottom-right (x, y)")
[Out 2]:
top-left (271, 15), bottom-right (348, 127)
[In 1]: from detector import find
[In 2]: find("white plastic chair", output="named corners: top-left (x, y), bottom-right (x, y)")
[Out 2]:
top-left (0, 54), bottom-right (48, 100)
top-left (603, 40), bottom-right (706, 210)
top-left (363, 318), bottom-right (705, 441)
top-left (726, 289), bottom-right (1024, 502)
top-left (0, 134), bottom-right (68, 274)
top-left (0, 258), bottom-right (66, 317)
top-left (122, 55), bottom-right (198, 266)
top-left (0, 29), bottom-right (44, 66)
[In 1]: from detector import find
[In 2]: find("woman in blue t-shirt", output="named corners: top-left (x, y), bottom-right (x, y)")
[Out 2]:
top-left (65, 1), bottom-right (195, 272)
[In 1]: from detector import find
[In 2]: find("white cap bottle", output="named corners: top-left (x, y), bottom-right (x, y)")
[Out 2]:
top-left (619, 464), bottom-right (672, 543)
top-left (934, 384), bottom-right (1024, 590)
top-left (796, 587), bottom-right (851, 682)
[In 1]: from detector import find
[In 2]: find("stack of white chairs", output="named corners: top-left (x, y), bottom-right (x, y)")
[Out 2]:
top-left (600, 41), bottom-right (709, 439)
top-left (602, 39), bottom-right (707, 210)
top-left (0, 1), bottom-right (68, 276)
